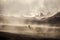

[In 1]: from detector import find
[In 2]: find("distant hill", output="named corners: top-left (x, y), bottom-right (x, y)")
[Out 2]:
top-left (52, 12), bottom-right (60, 17)
top-left (47, 12), bottom-right (60, 26)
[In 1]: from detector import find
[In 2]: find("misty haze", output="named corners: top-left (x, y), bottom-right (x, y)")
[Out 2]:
top-left (0, 0), bottom-right (60, 40)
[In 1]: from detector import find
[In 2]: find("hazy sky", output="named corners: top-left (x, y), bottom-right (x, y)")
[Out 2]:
top-left (0, 0), bottom-right (60, 18)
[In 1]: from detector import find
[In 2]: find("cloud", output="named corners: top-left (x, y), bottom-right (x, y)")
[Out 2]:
top-left (1, 0), bottom-right (60, 19)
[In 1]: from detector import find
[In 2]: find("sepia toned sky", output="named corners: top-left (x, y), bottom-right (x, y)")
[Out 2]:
top-left (0, 0), bottom-right (60, 18)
